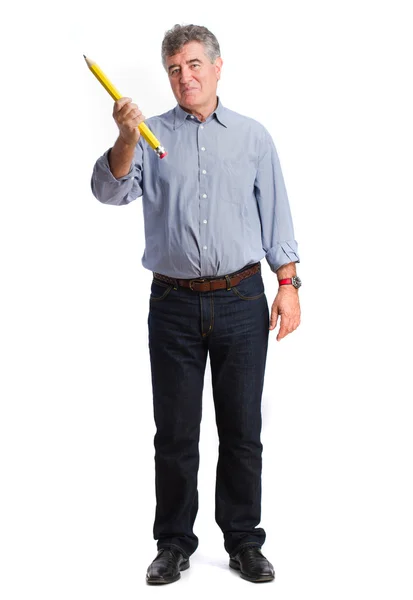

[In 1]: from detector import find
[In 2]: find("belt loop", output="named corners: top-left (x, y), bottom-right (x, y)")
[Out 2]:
top-left (225, 275), bottom-right (232, 291)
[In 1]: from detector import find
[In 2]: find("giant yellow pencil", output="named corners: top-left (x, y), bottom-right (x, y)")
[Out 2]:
top-left (84, 55), bottom-right (167, 159)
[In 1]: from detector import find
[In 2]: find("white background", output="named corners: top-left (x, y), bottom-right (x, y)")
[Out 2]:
top-left (1, 1), bottom-right (412, 598)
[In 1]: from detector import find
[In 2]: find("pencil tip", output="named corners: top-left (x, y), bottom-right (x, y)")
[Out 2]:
top-left (83, 54), bottom-right (86, 58)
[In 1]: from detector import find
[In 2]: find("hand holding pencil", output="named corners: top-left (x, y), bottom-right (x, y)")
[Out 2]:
top-left (113, 97), bottom-right (145, 147)
top-left (84, 55), bottom-right (167, 158)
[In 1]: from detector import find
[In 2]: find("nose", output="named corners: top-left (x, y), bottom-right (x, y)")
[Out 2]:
top-left (179, 67), bottom-right (192, 84)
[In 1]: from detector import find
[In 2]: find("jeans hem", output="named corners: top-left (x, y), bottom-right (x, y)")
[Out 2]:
top-left (157, 542), bottom-right (190, 560)
top-left (229, 541), bottom-right (262, 558)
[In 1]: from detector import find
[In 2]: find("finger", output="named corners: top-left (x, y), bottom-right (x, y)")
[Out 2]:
top-left (132, 110), bottom-right (146, 124)
top-left (269, 309), bottom-right (279, 331)
top-left (276, 316), bottom-right (293, 341)
top-left (276, 325), bottom-right (288, 341)
top-left (291, 312), bottom-right (301, 330)
top-left (122, 103), bottom-right (140, 116)
top-left (114, 97), bottom-right (132, 111)
top-left (118, 106), bottom-right (139, 124)
top-left (278, 317), bottom-right (300, 340)
top-left (114, 99), bottom-right (132, 117)
top-left (121, 107), bottom-right (146, 127)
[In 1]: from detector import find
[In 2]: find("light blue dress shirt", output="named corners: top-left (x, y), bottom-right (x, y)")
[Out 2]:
top-left (91, 97), bottom-right (299, 278)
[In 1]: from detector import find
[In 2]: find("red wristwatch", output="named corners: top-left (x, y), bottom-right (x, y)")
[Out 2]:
top-left (278, 276), bottom-right (302, 289)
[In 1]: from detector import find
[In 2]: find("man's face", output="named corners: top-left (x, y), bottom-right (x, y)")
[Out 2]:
top-left (166, 41), bottom-right (223, 112)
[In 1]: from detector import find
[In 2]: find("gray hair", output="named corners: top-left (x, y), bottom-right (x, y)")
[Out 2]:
top-left (161, 24), bottom-right (221, 71)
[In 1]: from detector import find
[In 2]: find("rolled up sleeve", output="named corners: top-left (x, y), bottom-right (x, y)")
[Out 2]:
top-left (91, 141), bottom-right (143, 206)
top-left (254, 130), bottom-right (300, 272)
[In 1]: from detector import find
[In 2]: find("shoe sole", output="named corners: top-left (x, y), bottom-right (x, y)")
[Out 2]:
top-left (229, 559), bottom-right (275, 583)
top-left (146, 560), bottom-right (190, 585)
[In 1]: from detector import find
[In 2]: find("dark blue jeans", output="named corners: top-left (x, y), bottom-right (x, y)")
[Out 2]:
top-left (147, 262), bottom-right (270, 558)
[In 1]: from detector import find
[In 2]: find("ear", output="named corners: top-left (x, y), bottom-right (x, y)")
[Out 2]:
top-left (215, 57), bottom-right (223, 80)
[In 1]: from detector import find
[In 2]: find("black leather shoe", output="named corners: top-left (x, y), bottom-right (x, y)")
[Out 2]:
top-left (146, 548), bottom-right (190, 585)
top-left (229, 546), bottom-right (275, 582)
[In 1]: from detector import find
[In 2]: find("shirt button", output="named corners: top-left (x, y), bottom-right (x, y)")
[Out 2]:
top-left (202, 194), bottom-right (207, 198)
top-left (190, 115), bottom-right (195, 119)
top-left (203, 219), bottom-right (208, 224)
top-left (201, 147), bottom-right (206, 151)
top-left (200, 125), bottom-right (204, 129)
top-left (203, 246), bottom-right (208, 250)
top-left (202, 170), bottom-right (207, 174)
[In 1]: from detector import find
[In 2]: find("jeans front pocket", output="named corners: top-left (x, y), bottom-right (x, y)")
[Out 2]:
top-left (230, 271), bottom-right (265, 301)
top-left (150, 279), bottom-right (174, 302)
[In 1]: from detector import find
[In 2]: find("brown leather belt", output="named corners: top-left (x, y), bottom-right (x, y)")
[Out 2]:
top-left (153, 262), bottom-right (261, 292)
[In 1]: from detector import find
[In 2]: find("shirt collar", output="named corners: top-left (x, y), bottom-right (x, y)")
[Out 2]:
top-left (174, 96), bottom-right (228, 129)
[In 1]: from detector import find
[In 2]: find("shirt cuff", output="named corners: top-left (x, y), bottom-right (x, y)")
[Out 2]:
top-left (96, 148), bottom-right (134, 183)
top-left (266, 241), bottom-right (300, 273)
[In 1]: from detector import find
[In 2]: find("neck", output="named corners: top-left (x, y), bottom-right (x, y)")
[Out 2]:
top-left (180, 96), bottom-right (218, 122)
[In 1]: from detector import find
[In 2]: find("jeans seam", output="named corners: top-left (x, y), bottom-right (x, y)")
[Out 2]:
top-left (231, 287), bottom-right (265, 301)
top-left (200, 293), bottom-right (204, 336)
top-left (210, 292), bottom-right (214, 334)
top-left (150, 284), bottom-right (173, 302)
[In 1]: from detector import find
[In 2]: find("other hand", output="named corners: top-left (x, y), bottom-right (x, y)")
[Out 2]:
top-left (269, 286), bottom-right (301, 341)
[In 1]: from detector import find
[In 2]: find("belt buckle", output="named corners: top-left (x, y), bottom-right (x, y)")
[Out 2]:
top-left (189, 278), bottom-right (206, 291)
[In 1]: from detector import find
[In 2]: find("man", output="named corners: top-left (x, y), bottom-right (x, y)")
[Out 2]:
top-left (91, 24), bottom-right (301, 585)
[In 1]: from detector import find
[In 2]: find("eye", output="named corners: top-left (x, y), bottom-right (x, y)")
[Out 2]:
top-left (191, 63), bottom-right (200, 69)
top-left (170, 68), bottom-right (180, 76)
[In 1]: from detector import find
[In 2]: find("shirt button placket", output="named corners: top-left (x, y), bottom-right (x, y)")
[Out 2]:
top-left (199, 123), bottom-right (209, 266)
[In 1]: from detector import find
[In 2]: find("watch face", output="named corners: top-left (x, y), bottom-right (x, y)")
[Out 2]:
top-left (292, 276), bottom-right (302, 289)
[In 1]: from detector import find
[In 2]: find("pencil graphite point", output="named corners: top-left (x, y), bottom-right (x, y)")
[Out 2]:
top-left (83, 55), bottom-right (93, 68)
